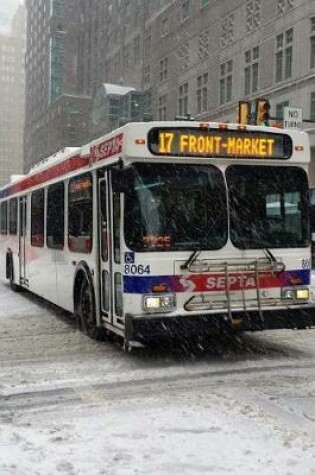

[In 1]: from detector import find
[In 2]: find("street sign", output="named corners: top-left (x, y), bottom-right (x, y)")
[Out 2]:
top-left (283, 107), bottom-right (303, 130)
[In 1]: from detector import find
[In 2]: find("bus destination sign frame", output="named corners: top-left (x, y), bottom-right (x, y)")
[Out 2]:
top-left (148, 127), bottom-right (293, 160)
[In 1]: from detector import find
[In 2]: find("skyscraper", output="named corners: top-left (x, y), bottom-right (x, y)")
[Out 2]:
top-left (24, 0), bottom-right (90, 171)
top-left (0, 4), bottom-right (25, 186)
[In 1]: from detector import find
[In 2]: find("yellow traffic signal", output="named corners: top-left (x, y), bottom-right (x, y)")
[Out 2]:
top-left (238, 101), bottom-right (250, 125)
top-left (256, 98), bottom-right (270, 126)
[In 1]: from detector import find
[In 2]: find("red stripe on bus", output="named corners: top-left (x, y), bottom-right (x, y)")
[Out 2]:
top-left (8, 155), bottom-right (87, 195)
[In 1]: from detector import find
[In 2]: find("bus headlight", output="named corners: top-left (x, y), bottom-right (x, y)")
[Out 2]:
top-left (296, 288), bottom-right (309, 300)
top-left (143, 294), bottom-right (176, 313)
top-left (282, 287), bottom-right (309, 300)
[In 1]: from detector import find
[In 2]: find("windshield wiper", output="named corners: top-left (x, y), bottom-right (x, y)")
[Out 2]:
top-left (263, 247), bottom-right (277, 263)
top-left (263, 248), bottom-right (285, 272)
top-left (180, 249), bottom-right (201, 270)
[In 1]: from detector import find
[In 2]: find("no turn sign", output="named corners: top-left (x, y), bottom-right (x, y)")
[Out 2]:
top-left (283, 107), bottom-right (303, 130)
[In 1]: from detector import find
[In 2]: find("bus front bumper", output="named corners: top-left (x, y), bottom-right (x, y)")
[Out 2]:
top-left (125, 305), bottom-right (315, 344)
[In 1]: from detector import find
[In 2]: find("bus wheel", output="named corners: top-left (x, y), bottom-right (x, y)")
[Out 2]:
top-left (10, 279), bottom-right (21, 293)
top-left (79, 279), bottom-right (106, 341)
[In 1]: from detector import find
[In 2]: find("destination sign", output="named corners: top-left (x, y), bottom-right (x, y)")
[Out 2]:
top-left (148, 127), bottom-right (292, 159)
top-left (69, 175), bottom-right (92, 203)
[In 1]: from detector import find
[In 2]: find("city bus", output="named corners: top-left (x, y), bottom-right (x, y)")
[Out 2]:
top-left (0, 120), bottom-right (314, 348)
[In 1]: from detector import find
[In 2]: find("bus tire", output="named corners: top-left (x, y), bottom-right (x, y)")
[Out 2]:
top-left (78, 278), bottom-right (106, 341)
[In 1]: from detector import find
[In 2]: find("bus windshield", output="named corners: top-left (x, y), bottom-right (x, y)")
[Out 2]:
top-left (124, 163), bottom-right (228, 251)
top-left (227, 165), bottom-right (310, 249)
top-left (310, 188), bottom-right (315, 234)
top-left (124, 163), bottom-right (309, 252)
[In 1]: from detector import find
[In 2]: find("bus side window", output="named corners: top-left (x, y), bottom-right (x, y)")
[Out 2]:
top-left (68, 174), bottom-right (93, 253)
top-left (9, 198), bottom-right (17, 235)
top-left (31, 190), bottom-right (44, 247)
top-left (0, 201), bottom-right (7, 235)
top-left (47, 183), bottom-right (65, 249)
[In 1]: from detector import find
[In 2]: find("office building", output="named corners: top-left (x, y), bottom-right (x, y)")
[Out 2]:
top-left (0, 4), bottom-right (25, 186)
top-left (24, 0), bottom-right (315, 180)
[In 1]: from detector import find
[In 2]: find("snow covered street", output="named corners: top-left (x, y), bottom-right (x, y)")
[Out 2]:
top-left (0, 281), bottom-right (314, 475)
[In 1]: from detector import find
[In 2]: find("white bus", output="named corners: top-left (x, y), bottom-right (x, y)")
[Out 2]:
top-left (0, 121), bottom-right (314, 347)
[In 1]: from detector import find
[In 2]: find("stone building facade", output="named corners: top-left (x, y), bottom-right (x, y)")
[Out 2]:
top-left (24, 0), bottom-right (315, 179)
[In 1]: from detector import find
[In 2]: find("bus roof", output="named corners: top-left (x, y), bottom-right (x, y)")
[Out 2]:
top-left (0, 121), bottom-right (310, 200)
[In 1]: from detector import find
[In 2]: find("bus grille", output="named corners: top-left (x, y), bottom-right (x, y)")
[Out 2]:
top-left (182, 257), bottom-right (286, 320)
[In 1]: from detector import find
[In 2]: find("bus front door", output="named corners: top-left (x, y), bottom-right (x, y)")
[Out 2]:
top-left (99, 172), bottom-right (124, 332)
top-left (98, 176), bottom-right (112, 325)
top-left (19, 196), bottom-right (27, 286)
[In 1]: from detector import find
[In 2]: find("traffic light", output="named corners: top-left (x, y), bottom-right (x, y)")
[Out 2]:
top-left (238, 101), bottom-right (250, 125)
top-left (256, 98), bottom-right (270, 126)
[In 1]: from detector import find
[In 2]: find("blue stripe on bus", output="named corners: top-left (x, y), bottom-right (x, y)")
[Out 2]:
top-left (123, 268), bottom-right (311, 294)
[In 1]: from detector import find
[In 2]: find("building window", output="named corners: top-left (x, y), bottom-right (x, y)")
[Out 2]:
top-left (310, 18), bottom-right (315, 69)
top-left (220, 60), bottom-right (233, 105)
top-left (158, 95), bottom-right (167, 120)
top-left (47, 182), bottom-right (64, 249)
top-left (246, 0), bottom-right (261, 32)
top-left (134, 35), bottom-right (140, 64)
top-left (161, 17), bottom-right (169, 37)
top-left (182, 0), bottom-right (190, 21)
top-left (144, 65), bottom-right (151, 86)
top-left (275, 28), bottom-right (293, 82)
top-left (276, 100), bottom-right (289, 120)
top-left (198, 30), bottom-right (209, 61)
top-left (122, 44), bottom-right (130, 68)
top-left (144, 27), bottom-right (151, 57)
top-left (114, 54), bottom-right (120, 78)
top-left (221, 14), bottom-right (234, 47)
top-left (311, 93), bottom-right (315, 122)
top-left (51, 0), bottom-right (65, 18)
top-left (178, 82), bottom-right (188, 116)
top-left (277, 0), bottom-right (294, 14)
top-left (49, 34), bottom-right (65, 103)
top-left (178, 42), bottom-right (189, 71)
top-left (159, 56), bottom-right (168, 82)
top-left (244, 46), bottom-right (259, 95)
top-left (196, 73), bottom-right (208, 113)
